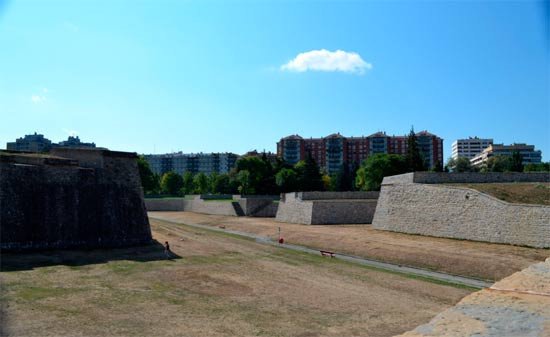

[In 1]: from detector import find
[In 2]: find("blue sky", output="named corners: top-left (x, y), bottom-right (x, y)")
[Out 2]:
top-left (0, 0), bottom-right (548, 161)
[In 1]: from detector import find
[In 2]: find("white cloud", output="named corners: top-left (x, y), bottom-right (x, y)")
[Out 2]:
top-left (62, 128), bottom-right (78, 137)
top-left (63, 22), bottom-right (79, 33)
top-left (31, 95), bottom-right (46, 103)
top-left (281, 49), bottom-right (372, 75)
top-left (30, 88), bottom-right (50, 104)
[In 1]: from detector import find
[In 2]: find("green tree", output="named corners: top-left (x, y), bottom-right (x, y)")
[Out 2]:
top-left (321, 174), bottom-right (332, 191)
top-left (485, 155), bottom-right (512, 172)
top-left (234, 156), bottom-right (276, 195)
top-left (257, 154), bottom-right (277, 194)
top-left (355, 154), bottom-right (408, 191)
top-left (331, 164), bottom-right (354, 191)
top-left (431, 160), bottom-right (444, 172)
top-left (181, 172), bottom-right (195, 195)
top-left (295, 153), bottom-right (324, 191)
top-left (236, 170), bottom-right (252, 195)
top-left (275, 168), bottom-right (298, 193)
top-left (160, 172), bottom-right (183, 195)
top-left (211, 173), bottom-right (232, 194)
top-left (193, 172), bottom-right (209, 194)
top-left (137, 156), bottom-right (159, 194)
top-left (510, 151), bottom-right (524, 172)
top-left (405, 127), bottom-right (426, 172)
top-left (446, 157), bottom-right (475, 172)
top-left (524, 162), bottom-right (550, 172)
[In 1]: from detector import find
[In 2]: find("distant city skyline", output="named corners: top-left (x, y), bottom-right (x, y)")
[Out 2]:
top-left (1, 1), bottom-right (548, 161)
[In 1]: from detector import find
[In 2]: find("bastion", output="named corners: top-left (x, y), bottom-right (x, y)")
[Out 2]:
top-left (275, 191), bottom-right (379, 225)
top-left (372, 172), bottom-right (550, 248)
top-left (0, 148), bottom-right (152, 250)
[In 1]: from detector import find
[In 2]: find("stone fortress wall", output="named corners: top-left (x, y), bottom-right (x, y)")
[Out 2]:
top-left (276, 191), bottom-right (379, 225)
top-left (383, 171), bottom-right (550, 185)
top-left (372, 172), bottom-right (550, 248)
top-left (144, 195), bottom-right (279, 217)
top-left (0, 149), bottom-right (152, 250)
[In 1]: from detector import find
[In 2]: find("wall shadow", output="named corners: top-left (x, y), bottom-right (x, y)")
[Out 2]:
top-left (0, 240), bottom-right (181, 272)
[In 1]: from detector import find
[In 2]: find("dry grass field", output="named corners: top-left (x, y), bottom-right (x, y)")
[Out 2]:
top-left (149, 212), bottom-right (550, 281)
top-left (1, 219), bottom-right (471, 337)
top-left (446, 182), bottom-right (550, 206)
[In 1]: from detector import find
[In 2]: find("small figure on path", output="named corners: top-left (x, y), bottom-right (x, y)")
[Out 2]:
top-left (164, 241), bottom-right (171, 258)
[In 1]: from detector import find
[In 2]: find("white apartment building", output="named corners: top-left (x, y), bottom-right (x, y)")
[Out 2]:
top-left (470, 143), bottom-right (542, 167)
top-left (451, 137), bottom-right (493, 160)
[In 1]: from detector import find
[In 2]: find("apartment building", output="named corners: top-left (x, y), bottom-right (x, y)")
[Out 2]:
top-left (277, 130), bottom-right (444, 174)
top-left (144, 152), bottom-right (239, 176)
top-left (57, 136), bottom-right (96, 148)
top-left (470, 143), bottom-right (542, 167)
top-left (6, 133), bottom-right (53, 152)
top-left (451, 137), bottom-right (493, 160)
top-left (6, 133), bottom-right (97, 152)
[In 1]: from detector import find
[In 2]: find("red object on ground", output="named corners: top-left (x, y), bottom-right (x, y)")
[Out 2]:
top-left (279, 238), bottom-right (284, 244)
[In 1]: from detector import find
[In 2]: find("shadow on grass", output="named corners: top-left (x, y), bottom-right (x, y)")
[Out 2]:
top-left (0, 240), bottom-right (181, 272)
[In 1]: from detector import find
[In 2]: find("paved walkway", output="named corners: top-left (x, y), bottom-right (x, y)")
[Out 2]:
top-left (150, 215), bottom-right (492, 289)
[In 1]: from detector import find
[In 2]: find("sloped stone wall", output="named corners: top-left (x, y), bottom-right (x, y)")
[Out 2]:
top-left (372, 182), bottom-right (550, 248)
top-left (234, 196), bottom-right (279, 217)
top-left (275, 193), bottom-right (315, 224)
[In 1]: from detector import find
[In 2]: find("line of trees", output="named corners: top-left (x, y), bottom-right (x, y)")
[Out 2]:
top-left (138, 153), bottom-right (330, 196)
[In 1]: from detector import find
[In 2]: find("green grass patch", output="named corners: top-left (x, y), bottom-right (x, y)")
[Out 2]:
top-left (179, 252), bottom-right (246, 266)
top-left (107, 260), bottom-right (172, 275)
top-left (16, 286), bottom-right (85, 302)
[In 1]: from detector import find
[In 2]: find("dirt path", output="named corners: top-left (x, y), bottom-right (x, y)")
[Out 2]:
top-left (149, 211), bottom-right (550, 281)
top-left (1, 219), bottom-right (471, 337)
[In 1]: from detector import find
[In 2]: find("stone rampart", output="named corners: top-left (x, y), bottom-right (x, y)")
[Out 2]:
top-left (372, 175), bottom-right (550, 248)
top-left (276, 192), bottom-right (379, 225)
top-left (186, 197), bottom-right (239, 216)
top-left (297, 191), bottom-right (380, 200)
top-left (144, 195), bottom-right (279, 217)
top-left (1, 149), bottom-right (152, 250)
top-left (382, 172), bottom-right (549, 185)
top-left (275, 193), bottom-right (315, 224)
top-left (234, 196), bottom-right (279, 217)
top-left (144, 198), bottom-right (186, 211)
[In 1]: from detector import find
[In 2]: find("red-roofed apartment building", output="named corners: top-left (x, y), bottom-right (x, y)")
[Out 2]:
top-left (277, 131), bottom-right (443, 174)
